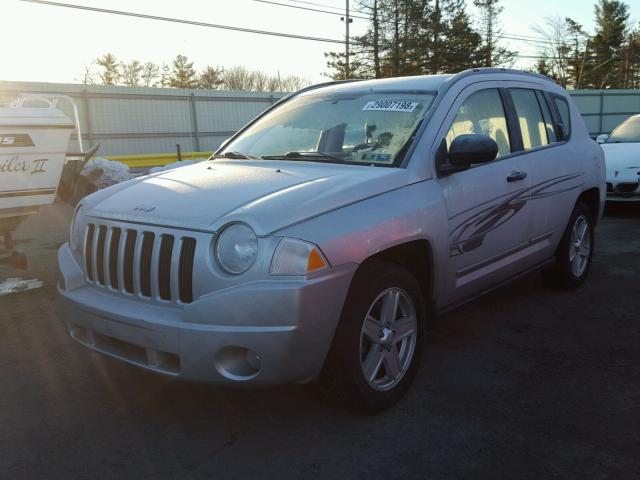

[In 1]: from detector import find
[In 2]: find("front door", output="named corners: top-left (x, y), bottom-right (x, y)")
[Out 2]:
top-left (436, 86), bottom-right (535, 306)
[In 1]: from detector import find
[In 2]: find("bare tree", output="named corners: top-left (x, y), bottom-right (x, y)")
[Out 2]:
top-left (533, 16), bottom-right (573, 86)
top-left (159, 63), bottom-right (171, 87)
top-left (80, 61), bottom-right (96, 85)
top-left (141, 62), bottom-right (160, 87)
top-left (120, 60), bottom-right (143, 87)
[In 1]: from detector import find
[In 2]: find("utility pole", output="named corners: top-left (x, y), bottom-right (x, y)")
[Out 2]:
top-left (341, 1), bottom-right (353, 78)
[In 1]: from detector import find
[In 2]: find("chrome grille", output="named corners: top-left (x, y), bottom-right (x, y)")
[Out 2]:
top-left (84, 222), bottom-right (197, 304)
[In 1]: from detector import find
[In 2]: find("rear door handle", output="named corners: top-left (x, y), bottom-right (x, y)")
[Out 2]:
top-left (507, 171), bottom-right (527, 182)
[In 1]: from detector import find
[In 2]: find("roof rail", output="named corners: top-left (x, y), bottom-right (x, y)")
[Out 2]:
top-left (448, 67), bottom-right (555, 85)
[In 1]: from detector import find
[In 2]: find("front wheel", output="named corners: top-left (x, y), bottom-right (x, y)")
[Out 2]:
top-left (542, 202), bottom-right (594, 289)
top-left (319, 261), bottom-right (425, 413)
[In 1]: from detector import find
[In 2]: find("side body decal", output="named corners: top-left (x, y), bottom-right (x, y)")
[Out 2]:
top-left (449, 173), bottom-right (583, 257)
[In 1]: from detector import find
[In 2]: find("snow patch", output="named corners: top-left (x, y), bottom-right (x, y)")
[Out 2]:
top-left (82, 157), bottom-right (133, 188)
top-left (149, 159), bottom-right (198, 174)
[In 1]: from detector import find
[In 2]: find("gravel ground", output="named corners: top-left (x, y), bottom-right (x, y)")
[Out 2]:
top-left (1, 203), bottom-right (638, 480)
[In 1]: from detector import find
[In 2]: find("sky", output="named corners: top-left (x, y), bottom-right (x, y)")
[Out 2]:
top-left (0, 0), bottom-right (634, 86)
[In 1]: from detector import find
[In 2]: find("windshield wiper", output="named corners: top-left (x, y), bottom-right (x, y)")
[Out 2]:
top-left (214, 151), bottom-right (260, 159)
top-left (261, 151), bottom-right (345, 163)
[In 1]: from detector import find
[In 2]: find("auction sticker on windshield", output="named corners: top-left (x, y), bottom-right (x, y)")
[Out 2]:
top-left (362, 100), bottom-right (419, 112)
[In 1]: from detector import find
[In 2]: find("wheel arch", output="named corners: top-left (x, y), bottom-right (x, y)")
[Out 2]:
top-left (577, 187), bottom-right (601, 225)
top-left (353, 239), bottom-right (436, 329)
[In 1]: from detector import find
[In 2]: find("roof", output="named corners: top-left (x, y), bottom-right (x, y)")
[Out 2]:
top-left (301, 68), bottom-right (556, 97)
top-left (300, 74), bottom-right (453, 96)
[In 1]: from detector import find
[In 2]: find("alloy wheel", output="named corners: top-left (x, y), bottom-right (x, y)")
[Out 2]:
top-left (359, 287), bottom-right (418, 392)
top-left (569, 214), bottom-right (591, 277)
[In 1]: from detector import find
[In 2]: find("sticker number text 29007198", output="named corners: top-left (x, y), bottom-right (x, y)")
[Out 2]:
top-left (362, 101), bottom-right (419, 112)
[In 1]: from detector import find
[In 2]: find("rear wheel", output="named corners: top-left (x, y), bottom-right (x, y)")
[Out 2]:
top-left (542, 202), bottom-right (594, 289)
top-left (319, 261), bottom-right (425, 413)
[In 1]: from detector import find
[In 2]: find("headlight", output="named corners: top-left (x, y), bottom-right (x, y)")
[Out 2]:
top-left (69, 204), bottom-right (85, 251)
top-left (215, 223), bottom-right (258, 274)
top-left (270, 238), bottom-right (329, 275)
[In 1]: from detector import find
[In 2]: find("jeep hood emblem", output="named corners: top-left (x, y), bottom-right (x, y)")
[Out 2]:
top-left (133, 204), bottom-right (156, 213)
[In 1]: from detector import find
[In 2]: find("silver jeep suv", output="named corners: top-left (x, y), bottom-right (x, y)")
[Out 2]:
top-left (58, 69), bottom-right (605, 411)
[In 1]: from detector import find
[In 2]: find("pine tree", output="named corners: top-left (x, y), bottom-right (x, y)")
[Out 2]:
top-left (585, 0), bottom-right (630, 88)
top-left (440, 0), bottom-right (483, 72)
top-left (199, 66), bottom-right (224, 89)
top-left (96, 53), bottom-right (120, 85)
top-left (619, 29), bottom-right (640, 88)
top-left (324, 0), bottom-right (485, 79)
top-left (473, 0), bottom-right (516, 67)
top-left (169, 55), bottom-right (198, 89)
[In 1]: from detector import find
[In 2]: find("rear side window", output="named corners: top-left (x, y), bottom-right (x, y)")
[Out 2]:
top-left (554, 97), bottom-right (571, 140)
top-left (446, 88), bottom-right (511, 158)
top-left (510, 89), bottom-right (549, 150)
top-left (535, 91), bottom-right (558, 143)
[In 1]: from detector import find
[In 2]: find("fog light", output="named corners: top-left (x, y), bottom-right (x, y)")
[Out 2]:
top-left (245, 349), bottom-right (261, 370)
top-left (214, 346), bottom-right (261, 381)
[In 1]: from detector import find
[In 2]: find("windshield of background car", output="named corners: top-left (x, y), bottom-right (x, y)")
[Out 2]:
top-left (218, 91), bottom-right (436, 166)
top-left (608, 117), bottom-right (640, 143)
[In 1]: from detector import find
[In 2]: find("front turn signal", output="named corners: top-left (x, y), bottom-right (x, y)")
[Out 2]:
top-left (270, 238), bottom-right (330, 275)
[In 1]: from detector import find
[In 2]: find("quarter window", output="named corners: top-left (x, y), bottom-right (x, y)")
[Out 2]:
top-left (446, 89), bottom-right (511, 158)
top-left (510, 89), bottom-right (549, 150)
top-left (554, 97), bottom-right (571, 140)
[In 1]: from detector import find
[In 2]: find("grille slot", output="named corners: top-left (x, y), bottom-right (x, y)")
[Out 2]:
top-left (139, 232), bottom-right (155, 297)
top-left (108, 228), bottom-right (121, 289)
top-left (84, 223), bottom-right (197, 303)
top-left (123, 230), bottom-right (137, 294)
top-left (179, 237), bottom-right (196, 304)
top-left (616, 182), bottom-right (638, 194)
top-left (85, 224), bottom-right (95, 281)
top-left (158, 235), bottom-right (174, 301)
top-left (96, 225), bottom-right (107, 285)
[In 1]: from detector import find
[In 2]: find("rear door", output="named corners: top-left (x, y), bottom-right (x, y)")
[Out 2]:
top-left (435, 84), bottom-right (535, 305)
top-left (505, 86), bottom-right (584, 264)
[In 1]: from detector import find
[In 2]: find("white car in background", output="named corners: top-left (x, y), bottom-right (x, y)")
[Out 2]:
top-left (597, 114), bottom-right (640, 203)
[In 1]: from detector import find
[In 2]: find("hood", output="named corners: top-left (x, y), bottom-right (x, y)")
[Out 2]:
top-left (85, 159), bottom-right (410, 235)
top-left (601, 143), bottom-right (640, 183)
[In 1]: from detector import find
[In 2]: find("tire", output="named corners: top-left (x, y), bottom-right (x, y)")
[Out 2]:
top-left (319, 261), bottom-right (425, 413)
top-left (542, 202), bottom-right (594, 289)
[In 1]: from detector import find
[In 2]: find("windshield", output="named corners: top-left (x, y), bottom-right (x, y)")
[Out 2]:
top-left (218, 90), bottom-right (435, 166)
top-left (608, 116), bottom-right (640, 143)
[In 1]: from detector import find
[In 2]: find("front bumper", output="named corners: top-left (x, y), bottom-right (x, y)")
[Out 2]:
top-left (58, 243), bottom-right (356, 385)
top-left (605, 193), bottom-right (640, 204)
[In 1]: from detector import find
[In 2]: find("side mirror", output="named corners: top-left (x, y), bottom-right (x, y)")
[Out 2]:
top-left (448, 134), bottom-right (499, 168)
top-left (596, 133), bottom-right (609, 144)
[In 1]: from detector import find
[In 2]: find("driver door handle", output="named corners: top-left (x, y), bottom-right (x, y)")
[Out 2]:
top-left (507, 171), bottom-right (528, 182)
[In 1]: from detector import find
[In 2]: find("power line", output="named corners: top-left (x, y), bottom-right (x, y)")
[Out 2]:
top-left (18, 0), bottom-right (346, 44)
top-left (20, 0), bottom-right (593, 62)
top-left (252, 0), bottom-right (370, 20)
top-left (263, 0), bottom-right (562, 47)
top-left (287, 0), bottom-right (370, 15)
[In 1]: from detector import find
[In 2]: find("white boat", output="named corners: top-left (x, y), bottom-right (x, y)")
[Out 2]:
top-left (0, 94), bottom-right (91, 268)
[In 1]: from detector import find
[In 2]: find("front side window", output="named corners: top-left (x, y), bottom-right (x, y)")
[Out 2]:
top-left (511, 89), bottom-right (549, 150)
top-left (607, 116), bottom-right (640, 143)
top-left (219, 91), bottom-right (435, 167)
top-left (445, 89), bottom-right (511, 158)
